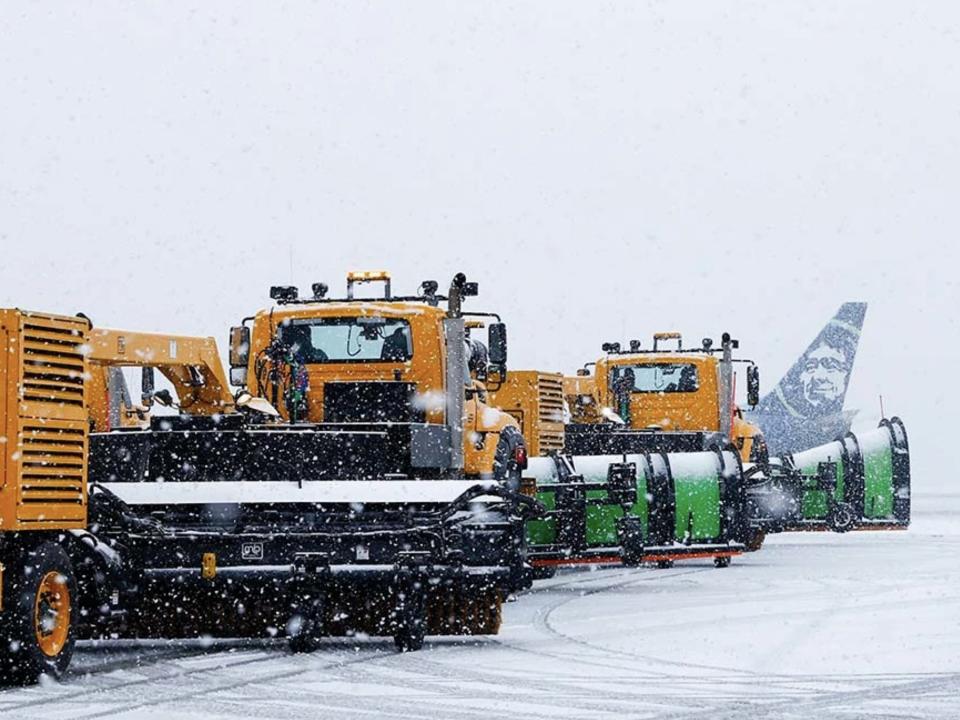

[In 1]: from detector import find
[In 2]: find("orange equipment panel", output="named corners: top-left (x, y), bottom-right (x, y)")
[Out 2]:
top-left (0, 310), bottom-right (89, 531)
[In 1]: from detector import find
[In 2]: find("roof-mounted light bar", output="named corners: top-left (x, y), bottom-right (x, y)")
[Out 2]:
top-left (264, 272), bottom-right (477, 308)
top-left (347, 270), bottom-right (391, 283)
top-left (653, 332), bottom-right (682, 351)
top-left (347, 270), bottom-right (392, 299)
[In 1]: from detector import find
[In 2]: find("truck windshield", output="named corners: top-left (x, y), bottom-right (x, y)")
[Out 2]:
top-left (278, 318), bottom-right (413, 363)
top-left (611, 363), bottom-right (699, 393)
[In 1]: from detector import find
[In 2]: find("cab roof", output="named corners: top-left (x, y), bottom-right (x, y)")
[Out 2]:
top-left (256, 300), bottom-right (446, 323)
top-left (599, 352), bottom-right (719, 369)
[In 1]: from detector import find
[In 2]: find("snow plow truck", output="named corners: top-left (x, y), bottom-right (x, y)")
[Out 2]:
top-left (0, 272), bottom-right (540, 683)
top-left (489, 330), bottom-right (910, 566)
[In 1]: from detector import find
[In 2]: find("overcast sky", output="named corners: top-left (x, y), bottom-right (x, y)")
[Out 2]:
top-left (1, 2), bottom-right (957, 485)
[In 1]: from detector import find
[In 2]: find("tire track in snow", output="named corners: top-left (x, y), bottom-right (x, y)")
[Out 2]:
top-left (55, 645), bottom-right (397, 720)
top-left (0, 643), bottom-right (394, 718)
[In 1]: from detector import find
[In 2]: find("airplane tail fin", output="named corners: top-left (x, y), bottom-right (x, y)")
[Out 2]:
top-left (753, 302), bottom-right (867, 453)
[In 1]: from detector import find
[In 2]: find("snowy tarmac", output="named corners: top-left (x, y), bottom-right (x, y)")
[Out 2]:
top-left (1, 492), bottom-right (957, 719)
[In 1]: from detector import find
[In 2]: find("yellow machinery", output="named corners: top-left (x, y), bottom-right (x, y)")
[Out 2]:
top-left (495, 332), bottom-right (765, 464)
top-left (0, 310), bottom-right (90, 681)
top-left (86, 328), bottom-right (235, 432)
top-left (485, 371), bottom-right (565, 457)
top-left (562, 373), bottom-right (600, 424)
top-left (0, 310), bottom-right (91, 533)
top-left (230, 271), bottom-right (527, 483)
top-left (562, 332), bottom-right (765, 463)
top-left (2, 290), bottom-right (537, 683)
top-left (0, 313), bottom-right (244, 681)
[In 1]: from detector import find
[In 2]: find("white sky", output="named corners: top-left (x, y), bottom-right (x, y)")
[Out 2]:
top-left (1, 2), bottom-right (957, 486)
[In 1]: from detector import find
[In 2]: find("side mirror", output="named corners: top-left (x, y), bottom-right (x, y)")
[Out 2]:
top-left (229, 326), bottom-right (250, 386)
top-left (488, 323), bottom-right (507, 366)
top-left (747, 365), bottom-right (760, 408)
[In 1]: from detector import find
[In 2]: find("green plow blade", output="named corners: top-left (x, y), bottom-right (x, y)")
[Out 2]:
top-left (524, 448), bottom-right (747, 567)
top-left (749, 417), bottom-right (910, 533)
top-left (523, 417), bottom-right (910, 569)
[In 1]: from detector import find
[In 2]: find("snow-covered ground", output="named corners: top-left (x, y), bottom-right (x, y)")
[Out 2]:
top-left (2, 493), bottom-right (956, 720)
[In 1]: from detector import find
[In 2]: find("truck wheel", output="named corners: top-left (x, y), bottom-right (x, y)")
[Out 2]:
top-left (0, 542), bottom-right (77, 684)
top-left (492, 426), bottom-right (525, 492)
top-left (714, 555), bottom-right (732, 568)
top-left (531, 565), bottom-right (557, 581)
top-left (655, 559), bottom-right (674, 569)
top-left (828, 502), bottom-right (856, 533)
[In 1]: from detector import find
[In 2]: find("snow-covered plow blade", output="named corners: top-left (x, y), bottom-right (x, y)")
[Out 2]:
top-left (746, 417), bottom-right (910, 537)
top-left (86, 423), bottom-right (540, 652)
top-left (522, 449), bottom-right (747, 569)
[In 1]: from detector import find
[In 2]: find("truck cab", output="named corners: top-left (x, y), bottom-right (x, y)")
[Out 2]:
top-left (565, 332), bottom-right (766, 463)
top-left (229, 271), bottom-right (526, 484)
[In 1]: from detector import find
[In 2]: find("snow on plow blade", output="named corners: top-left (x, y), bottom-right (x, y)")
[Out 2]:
top-left (746, 417), bottom-right (910, 534)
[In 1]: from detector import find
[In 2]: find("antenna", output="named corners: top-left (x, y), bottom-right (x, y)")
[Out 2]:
top-left (288, 244), bottom-right (294, 283)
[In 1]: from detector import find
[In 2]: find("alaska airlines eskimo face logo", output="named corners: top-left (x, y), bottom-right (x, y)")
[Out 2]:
top-left (780, 318), bottom-right (858, 418)
top-left (799, 341), bottom-right (849, 408)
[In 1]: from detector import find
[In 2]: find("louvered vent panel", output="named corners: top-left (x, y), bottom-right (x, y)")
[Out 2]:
top-left (20, 318), bottom-right (86, 408)
top-left (537, 374), bottom-right (566, 453)
top-left (18, 421), bottom-right (86, 507)
top-left (11, 311), bottom-right (89, 526)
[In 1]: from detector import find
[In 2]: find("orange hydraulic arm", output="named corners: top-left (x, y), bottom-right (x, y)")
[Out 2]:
top-left (87, 328), bottom-right (234, 431)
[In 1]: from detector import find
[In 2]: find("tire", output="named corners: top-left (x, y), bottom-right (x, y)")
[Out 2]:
top-left (492, 426), bottom-right (525, 492)
top-left (655, 559), bottom-right (674, 569)
top-left (714, 556), bottom-right (732, 568)
top-left (828, 502), bottom-right (856, 533)
top-left (0, 541), bottom-right (77, 685)
top-left (531, 566), bottom-right (557, 581)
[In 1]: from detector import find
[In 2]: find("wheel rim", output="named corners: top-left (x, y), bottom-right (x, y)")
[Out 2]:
top-left (34, 571), bottom-right (71, 658)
